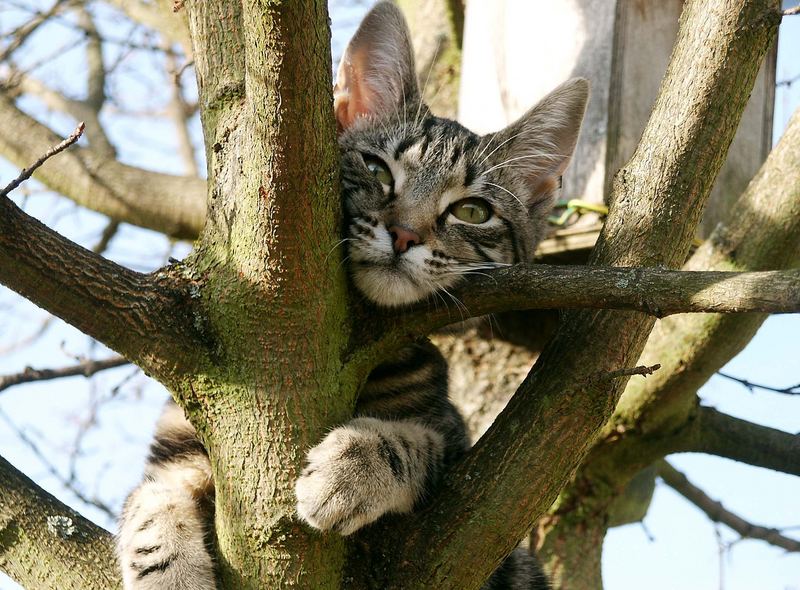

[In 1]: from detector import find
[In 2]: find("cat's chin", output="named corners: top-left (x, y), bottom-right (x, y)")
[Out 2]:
top-left (352, 266), bottom-right (434, 308)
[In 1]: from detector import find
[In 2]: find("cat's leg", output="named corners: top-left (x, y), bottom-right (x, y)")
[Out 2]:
top-left (295, 416), bottom-right (445, 535)
top-left (118, 401), bottom-right (216, 590)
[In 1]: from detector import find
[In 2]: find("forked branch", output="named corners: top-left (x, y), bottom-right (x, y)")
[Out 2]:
top-left (0, 130), bottom-right (209, 384)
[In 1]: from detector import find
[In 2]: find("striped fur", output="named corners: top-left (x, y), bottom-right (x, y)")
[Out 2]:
top-left (118, 3), bottom-right (586, 589)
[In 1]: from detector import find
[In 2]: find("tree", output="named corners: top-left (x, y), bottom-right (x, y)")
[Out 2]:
top-left (0, 0), bottom-right (799, 589)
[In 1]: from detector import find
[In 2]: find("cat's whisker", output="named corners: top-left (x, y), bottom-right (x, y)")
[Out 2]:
top-left (324, 238), bottom-right (355, 262)
top-left (480, 153), bottom-right (568, 177)
top-left (485, 181), bottom-right (525, 208)
top-left (478, 129), bottom-right (527, 165)
top-left (415, 36), bottom-right (443, 127)
top-left (474, 133), bottom-right (497, 162)
top-left (336, 254), bottom-right (352, 271)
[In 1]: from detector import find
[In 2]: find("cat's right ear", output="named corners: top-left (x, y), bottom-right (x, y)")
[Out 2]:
top-left (334, 2), bottom-right (419, 132)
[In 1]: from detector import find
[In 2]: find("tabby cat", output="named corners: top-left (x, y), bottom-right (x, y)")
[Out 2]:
top-left (117, 3), bottom-right (588, 589)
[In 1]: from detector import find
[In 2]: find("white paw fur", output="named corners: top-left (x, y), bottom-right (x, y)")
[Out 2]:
top-left (118, 460), bottom-right (215, 590)
top-left (295, 417), bottom-right (443, 535)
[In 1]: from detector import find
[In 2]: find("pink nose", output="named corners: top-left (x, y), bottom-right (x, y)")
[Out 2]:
top-left (387, 225), bottom-right (421, 254)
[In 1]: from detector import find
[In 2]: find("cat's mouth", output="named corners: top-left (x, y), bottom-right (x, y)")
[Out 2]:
top-left (346, 223), bottom-right (454, 307)
top-left (349, 254), bottom-right (444, 308)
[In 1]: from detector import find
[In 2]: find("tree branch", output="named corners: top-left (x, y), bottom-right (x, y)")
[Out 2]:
top-left (357, 266), bottom-right (800, 356)
top-left (691, 406), bottom-right (800, 477)
top-left (0, 356), bottom-right (129, 394)
top-left (0, 454), bottom-right (119, 590)
top-left (0, 92), bottom-right (205, 239)
top-left (613, 102), bottom-right (800, 436)
top-left (716, 371), bottom-right (800, 395)
top-left (0, 135), bottom-right (210, 384)
top-left (657, 460), bottom-right (800, 552)
top-left (360, 1), bottom-right (782, 587)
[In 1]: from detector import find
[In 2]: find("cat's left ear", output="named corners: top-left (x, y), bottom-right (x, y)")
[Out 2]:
top-left (488, 78), bottom-right (589, 203)
top-left (334, 2), bottom-right (420, 132)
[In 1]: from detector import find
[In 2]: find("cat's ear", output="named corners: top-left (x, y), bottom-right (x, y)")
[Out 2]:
top-left (334, 1), bottom-right (419, 132)
top-left (488, 78), bottom-right (589, 202)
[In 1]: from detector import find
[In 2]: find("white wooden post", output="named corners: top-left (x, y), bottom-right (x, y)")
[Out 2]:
top-left (459, 0), bottom-right (775, 238)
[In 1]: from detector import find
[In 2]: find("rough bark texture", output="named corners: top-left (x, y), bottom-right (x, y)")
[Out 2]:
top-left (180, 1), bottom-right (351, 588)
top-left (0, 456), bottom-right (120, 590)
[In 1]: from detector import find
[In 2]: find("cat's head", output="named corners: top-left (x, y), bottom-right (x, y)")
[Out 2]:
top-left (336, 2), bottom-right (588, 308)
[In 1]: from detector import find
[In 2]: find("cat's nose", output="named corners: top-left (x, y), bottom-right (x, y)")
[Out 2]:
top-left (387, 225), bottom-right (421, 254)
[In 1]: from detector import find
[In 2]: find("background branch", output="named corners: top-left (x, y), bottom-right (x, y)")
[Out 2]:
top-left (716, 371), bottom-right (800, 395)
top-left (0, 356), bottom-right (129, 394)
top-left (658, 460), bottom-right (800, 552)
top-left (692, 406), bottom-right (800, 477)
top-left (0, 93), bottom-right (205, 238)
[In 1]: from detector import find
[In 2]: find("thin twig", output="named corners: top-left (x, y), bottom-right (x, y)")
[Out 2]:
top-left (658, 460), bottom-right (800, 553)
top-left (0, 356), bottom-right (129, 394)
top-left (0, 408), bottom-right (117, 518)
top-left (784, 5), bottom-right (800, 16)
top-left (716, 371), bottom-right (800, 395)
top-left (0, 122), bottom-right (84, 198)
top-left (590, 364), bottom-right (662, 385)
top-left (777, 72), bottom-right (800, 88)
top-left (92, 219), bottom-right (121, 255)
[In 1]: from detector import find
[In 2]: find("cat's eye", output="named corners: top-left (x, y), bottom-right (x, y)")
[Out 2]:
top-left (363, 155), bottom-right (393, 186)
top-left (450, 198), bottom-right (492, 224)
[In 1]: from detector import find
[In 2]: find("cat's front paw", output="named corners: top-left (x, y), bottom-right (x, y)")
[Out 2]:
top-left (295, 418), bottom-right (419, 536)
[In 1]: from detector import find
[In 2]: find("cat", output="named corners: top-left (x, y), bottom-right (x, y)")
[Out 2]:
top-left (117, 3), bottom-right (588, 589)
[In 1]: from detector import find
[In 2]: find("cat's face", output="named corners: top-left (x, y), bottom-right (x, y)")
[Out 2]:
top-left (336, 2), bottom-right (588, 308)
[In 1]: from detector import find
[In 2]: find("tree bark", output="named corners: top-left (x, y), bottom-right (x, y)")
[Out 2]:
top-left (0, 455), bottom-right (119, 590)
top-left (179, 1), bottom-right (351, 587)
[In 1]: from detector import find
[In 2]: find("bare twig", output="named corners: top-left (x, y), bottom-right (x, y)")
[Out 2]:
top-left (717, 371), bottom-right (800, 395)
top-left (0, 408), bottom-right (117, 518)
top-left (92, 219), bottom-right (121, 255)
top-left (591, 364), bottom-right (662, 384)
top-left (0, 356), bottom-right (129, 394)
top-left (0, 121), bottom-right (84, 198)
top-left (658, 460), bottom-right (800, 552)
top-left (777, 72), bottom-right (800, 87)
top-left (783, 5), bottom-right (800, 15)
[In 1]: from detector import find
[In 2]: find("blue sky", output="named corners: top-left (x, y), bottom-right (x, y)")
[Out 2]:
top-left (0, 1), bottom-right (798, 589)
